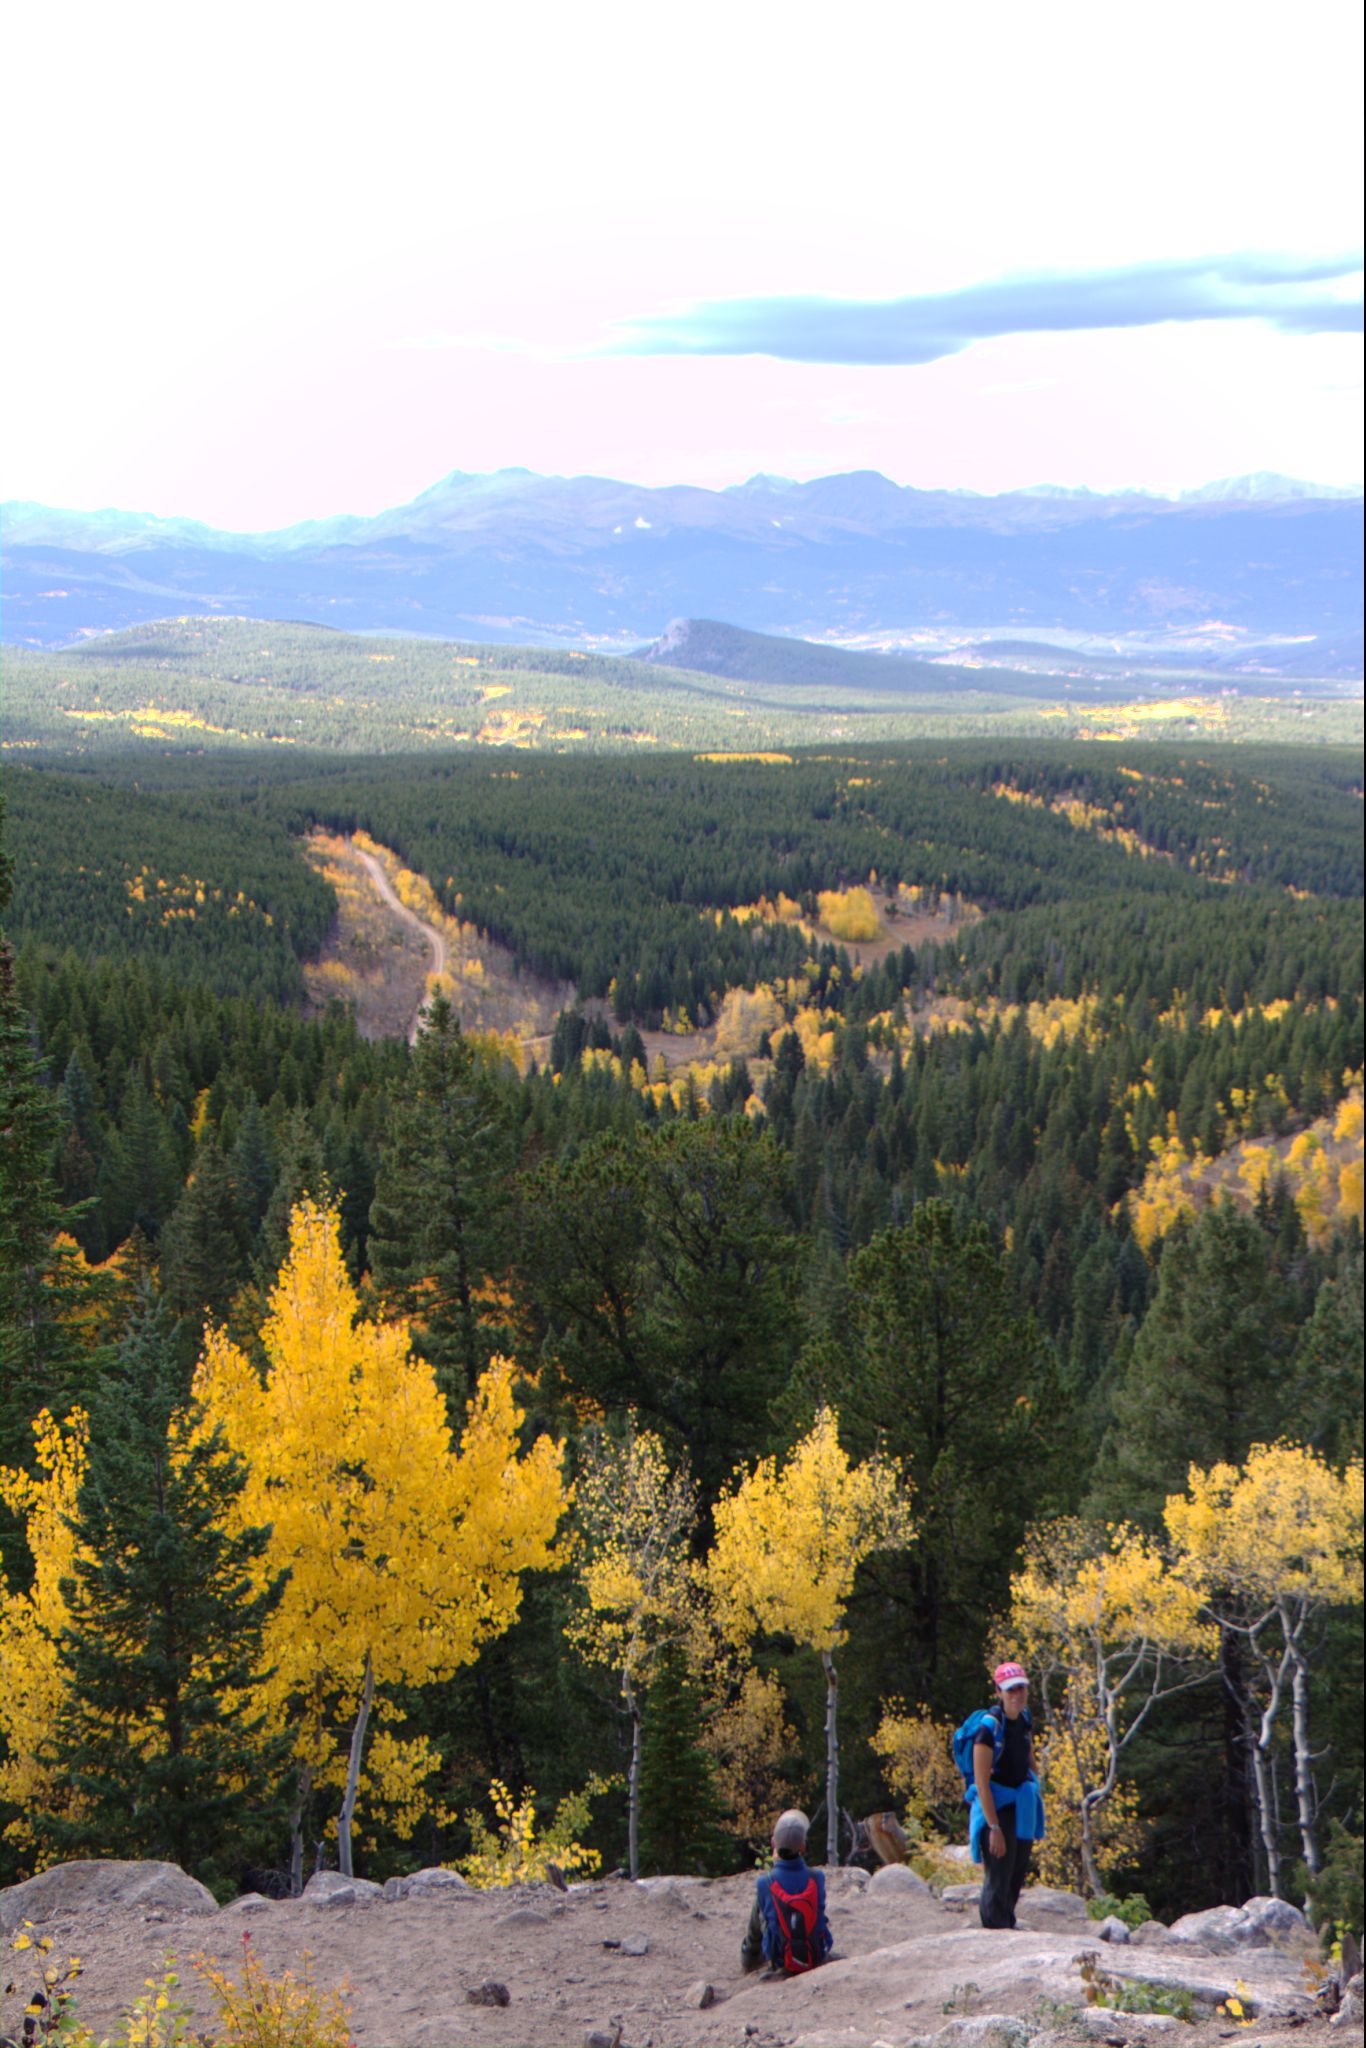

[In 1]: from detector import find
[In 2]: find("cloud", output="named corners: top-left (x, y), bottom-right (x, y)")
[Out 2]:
top-left (611, 254), bottom-right (1364, 365)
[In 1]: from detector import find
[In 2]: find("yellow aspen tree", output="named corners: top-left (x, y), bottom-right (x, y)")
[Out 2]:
top-left (1165, 1443), bottom-right (1364, 1891)
top-left (0, 1408), bottom-right (89, 1856)
top-left (193, 1198), bottom-right (566, 1884)
top-left (1009, 1517), bottom-right (1215, 1896)
top-left (567, 1423), bottom-right (697, 1879)
top-left (705, 1407), bottom-right (915, 1865)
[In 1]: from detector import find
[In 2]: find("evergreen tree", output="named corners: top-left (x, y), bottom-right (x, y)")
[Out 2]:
top-left (637, 1640), bottom-right (727, 1876)
top-left (825, 1199), bottom-right (1060, 1711)
top-left (1090, 1201), bottom-right (1296, 1525)
top-left (1287, 1237), bottom-right (1364, 1461)
top-left (368, 993), bottom-right (512, 1411)
top-left (158, 1139), bottom-right (248, 1331)
top-left (43, 1301), bottom-right (289, 1892)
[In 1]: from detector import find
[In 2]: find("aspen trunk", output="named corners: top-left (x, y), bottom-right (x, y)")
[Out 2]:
top-left (624, 1670), bottom-right (642, 1881)
top-left (821, 1649), bottom-right (839, 1867)
top-left (337, 1649), bottom-right (376, 1881)
top-left (1079, 1797), bottom-right (1104, 1898)
top-left (1289, 1646), bottom-right (1320, 1877)
top-left (287, 1763), bottom-right (314, 1897)
top-left (1251, 1732), bottom-right (1282, 1897)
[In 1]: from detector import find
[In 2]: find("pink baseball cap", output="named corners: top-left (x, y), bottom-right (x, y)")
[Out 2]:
top-left (994, 1662), bottom-right (1028, 1689)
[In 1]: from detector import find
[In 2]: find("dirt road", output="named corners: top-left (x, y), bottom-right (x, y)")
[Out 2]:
top-left (353, 845), bottom-right (448, 1042)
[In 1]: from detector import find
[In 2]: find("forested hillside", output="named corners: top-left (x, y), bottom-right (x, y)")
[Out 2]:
top-left (0, 732), bottom-right (1360, 1930)
top-left (3, 615), bottom-right (1359, 758)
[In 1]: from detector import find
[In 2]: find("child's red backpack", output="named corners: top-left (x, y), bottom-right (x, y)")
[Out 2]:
top-left (768, 1874), bottom-right (828, 1974)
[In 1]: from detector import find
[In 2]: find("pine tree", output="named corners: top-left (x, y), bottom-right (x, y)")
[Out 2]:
top-left (1090, 1200), bottom-right (1295, 1525)
top-left (158, 1139), bottom-right (248, 1331)
top-left (368, 993), bottom-right (512, 1410)
top-left (42, 1300), bottom-right (289, 1892)
top-left (637, 1640), bottom-right (727, 1876)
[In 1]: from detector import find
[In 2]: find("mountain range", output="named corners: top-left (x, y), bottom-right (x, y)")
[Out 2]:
top-left (2, 468), bottom-right (1361, 671)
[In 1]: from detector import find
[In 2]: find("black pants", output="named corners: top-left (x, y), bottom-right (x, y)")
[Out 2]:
top-left (979, 1804), bottom-right (1032, 1928)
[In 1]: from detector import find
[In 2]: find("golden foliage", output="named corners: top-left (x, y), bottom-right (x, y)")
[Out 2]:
top-left (1031, 1704), bottom-right (1144, 1891)
top-left (816, 886), bottom-right (882, 942)
top-left (190, 1938), bottom-right (354, 2047)
top-left (706, 1408), bottom-right (915, 1655)
top-left (0, 1410), bottom-right (91, 1849)
top-left (192, 1199), bottom-right (567, 1832)
top-left (1164, 1442), bottom-right (1364, 1610)
top-left (458, 1774), bottom-right (612, 1888)
top-left (870, 1703), bottom-right (961, 1829)
top-left (568, 1425), bottom-right (697, 1690)
top-left (713, 985), bottom-right (786, 1058)
top-left (699, 1666), bottom-right (804, 1844)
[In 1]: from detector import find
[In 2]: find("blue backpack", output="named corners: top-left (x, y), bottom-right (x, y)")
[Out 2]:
top-left (951, 1704), bottom-right (1032, 1799)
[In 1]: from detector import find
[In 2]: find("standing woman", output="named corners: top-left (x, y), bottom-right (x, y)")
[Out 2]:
top-left (971, 1660), bottom-right (1045, 1929)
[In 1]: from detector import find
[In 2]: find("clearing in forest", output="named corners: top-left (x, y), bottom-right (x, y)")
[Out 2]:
top-left (301, 831), bottom-right (574, 1053)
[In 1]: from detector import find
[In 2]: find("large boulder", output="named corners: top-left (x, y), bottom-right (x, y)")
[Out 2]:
top-left (302, 1869), bottom-right (382, 1904)
top-left (1018, 1886), bottom-right (1090, 1923)
top-left (869, 1861), bottom-right (932, 1898)
top-left (382, 1865), bottom-right (473, 1901)
top-left (0, 1859), bottom-right (218, 1937)
top-left (1167, 1894), bottom-right (1314, 1952)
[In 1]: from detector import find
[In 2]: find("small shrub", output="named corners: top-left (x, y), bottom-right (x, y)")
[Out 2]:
top-left (190, 1935), bottom-right (353, 2048)
top-left (1299, 1821), bottom-right (1363, 1946)
top-left (458, 1773), bottom-right (616, 1888)
top-left (3, 1925), bottom-right (90, 2046)
top-left (1086, 1891), bottom-right (1154, 1930)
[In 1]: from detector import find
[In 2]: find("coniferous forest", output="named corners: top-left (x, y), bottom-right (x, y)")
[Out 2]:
top-left (0, 724), bottom-right (1361, 1929)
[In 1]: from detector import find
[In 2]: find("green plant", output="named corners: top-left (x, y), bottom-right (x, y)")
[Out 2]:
top-left (1299, 1821), bottom-right (1363, 1946)
top-left (458, 1772), bottom-right (617, 1888)
top-left (1077, 1951), bottom-right (1194, 2021)
top-left (1087, 1890), bottom-right (1154, 1930)
top-left (190, 1935), bottom-right (353, 2048)
top-left (941, 1981), bottom-right (982, 2015)
top-left (1216, 1980), bottom-right (1255, 2027)
top-left (3, 1926), bottom-right (90, 2046)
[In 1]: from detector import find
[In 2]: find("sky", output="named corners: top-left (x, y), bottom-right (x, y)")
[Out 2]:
top-left (3, 0), bottom-right (1362, 530)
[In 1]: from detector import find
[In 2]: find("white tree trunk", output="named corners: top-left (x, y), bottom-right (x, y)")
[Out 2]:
top-left (821, 1649), bottom-right (839, 1867)
top-left (337, 1649), bottom-right (376, 1881)
top-left (624, 1670), bottom-right (642, 1881)
top-left (287, 1763), bottom-right (314, 1897)
top-left (1289, 1641), bottom-right (1320, 1877)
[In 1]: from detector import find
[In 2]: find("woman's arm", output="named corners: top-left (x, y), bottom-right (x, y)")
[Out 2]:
top-left (973, 1738), bottom-right (1006, 1860)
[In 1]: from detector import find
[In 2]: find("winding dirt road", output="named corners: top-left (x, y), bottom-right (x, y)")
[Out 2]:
top-left (353, 846), bottom-right (448, 1042)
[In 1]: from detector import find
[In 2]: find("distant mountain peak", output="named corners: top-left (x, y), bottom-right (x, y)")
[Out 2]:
top-left (1180, 472), bottom-right (1363, 504)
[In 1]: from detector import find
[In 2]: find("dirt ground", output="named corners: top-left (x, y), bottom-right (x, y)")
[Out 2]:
top-left (4, 1871), bottom-right (1350, 2048)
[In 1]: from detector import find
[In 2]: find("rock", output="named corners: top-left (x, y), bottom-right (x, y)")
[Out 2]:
top-left (1080, 2010), bottom-right (1179, 2037)
top-left (869, 1861), bottom-right (931, 1898)
top-left (382, 1866), bottom-right (473, 1901)
top-left (684, 1979), bottom-right (718, 2009)
top-left (1167, 1894), bottom-right (1313, 1952)
top-left (222, 1892), bottom-right (274, 1913)
top-left (466, 1980), bottom-right (510, 2007)
top-left (936, 2017), bottom-right (1030, 2047)
top-left (1097, 1915), bottom-right (1132, 1943)
top-left (498, 1906), bottom-right (549, 1929)
top-left (941, 1844), bottom-right (974, 1862)
top-left (0, 1859), bottom-right (218, 1937)
top-left (302, 1869), bottom-right (382, 1904)
top-left (1018, 1886), bottom-right (1090, 1922)
top-left (1129, 1920), bottom-right (1170, 1945)
top-left (620, 1931), bottom-right (650, 1955)
top-left (637, 1878), bottom-right (694, 1911)
top-left (1330, 1971), bottom-right (1363, 2027)
top-left (584, 2032), bottom-right (621, 2048)
top-left (940, 1882), bottom-right (982, 1908)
